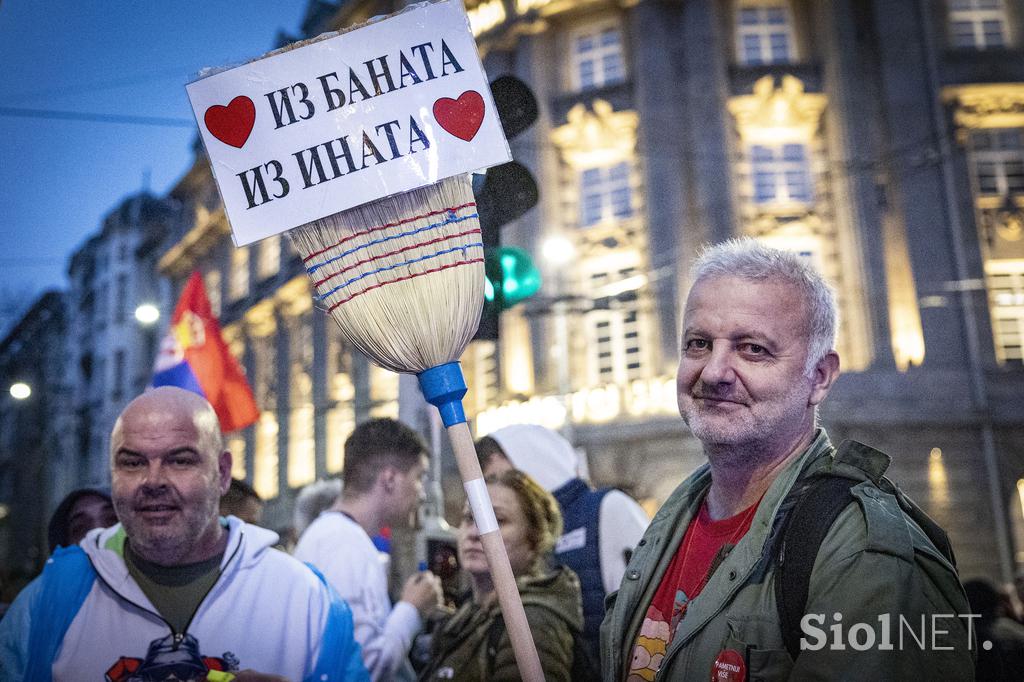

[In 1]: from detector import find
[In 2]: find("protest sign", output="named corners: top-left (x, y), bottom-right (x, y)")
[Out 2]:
top-left (186, 0), bottom-right (511, 246)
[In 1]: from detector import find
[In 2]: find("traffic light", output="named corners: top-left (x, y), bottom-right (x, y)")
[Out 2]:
top-left (473, 75), bottom-right (540, 341)
top-left (484, 246), bottom-right (542, 310)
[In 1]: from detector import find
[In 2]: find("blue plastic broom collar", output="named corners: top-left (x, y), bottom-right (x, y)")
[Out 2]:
top-left (417, 362), bottom-right (468, 427)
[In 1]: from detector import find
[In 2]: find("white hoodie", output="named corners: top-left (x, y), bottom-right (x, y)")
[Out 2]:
top-left (489, 424), bottom-right (649, 593)
top-left (0, 517), bottom-right (367, 681)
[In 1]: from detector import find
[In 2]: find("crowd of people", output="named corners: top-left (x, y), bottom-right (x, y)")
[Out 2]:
top-left (0, 239), bottom-right (1017, 680)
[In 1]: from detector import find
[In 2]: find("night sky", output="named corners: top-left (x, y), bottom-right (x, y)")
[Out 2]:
top-left (0, 0), bottom-right (310, 334)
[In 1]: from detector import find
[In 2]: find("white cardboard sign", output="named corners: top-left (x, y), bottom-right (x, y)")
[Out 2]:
top-left (186, 0), bottom-right (510, 246)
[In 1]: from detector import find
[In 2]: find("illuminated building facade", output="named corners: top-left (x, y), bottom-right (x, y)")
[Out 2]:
top-left (154, 0), bottom-right (1024, 580)
top-left (450, 0), bottom-right (1024, 581)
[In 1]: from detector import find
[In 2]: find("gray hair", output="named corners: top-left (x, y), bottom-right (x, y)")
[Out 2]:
top-left (690, 238), bottom-right (837, 374)
top-left (293, 478), bottom-right (343, 537)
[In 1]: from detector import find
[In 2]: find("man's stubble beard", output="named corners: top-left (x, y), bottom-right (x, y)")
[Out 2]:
top-left (682, 382), bottom-right (813, 470)
top-left (115, 489), bottom-right (221, 564)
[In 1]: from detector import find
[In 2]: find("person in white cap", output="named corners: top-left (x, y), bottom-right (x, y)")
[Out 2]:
top-left (476, 424), bottom-right (648, 661)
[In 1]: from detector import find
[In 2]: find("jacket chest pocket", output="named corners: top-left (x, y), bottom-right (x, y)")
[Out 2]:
top-left (721, 616), bottom-right (794, 682)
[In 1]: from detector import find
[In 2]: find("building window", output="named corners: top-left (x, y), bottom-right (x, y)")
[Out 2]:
top-left (288, 313), bottom-right (315, 489)
top-left (370, 364), bottom-right (399, 418)
top-left (95, 284), bottom-right (108, 328)
top-left (112, 349), bottom-right (125, 402)
top-left (570, 22), bottom-right (626, 92)
top-left (93, 356), bottom-right (106, 402)
top-left (229, 247), bottom-right (250, 302)
top-left (114, 274), bottom-right (128, 324)
top-left (970, 129), bottom-right (1024, 196)
top-left (258, 235), bottom-right (281, 280)
top-left (326, 323), bottom-right (354, 474)
top-left (580, 162), bottom-right (633, 227)
top-left (227, 435), bottom-right (247, 480)
top-left (289, 403), bottom-right (315, 488)
top-left (986, 260), bottom-right (1024, 363)
top-left (949, 0), bottom-right (1009, 49)
top-left (583, 264), bottom-right (648, 385)
top-left (326, 406), bottom-right (353, 475)
top-left (204, 269), bottom-right (222, 318)
top-left (252, 332), bottom-right (277, 499)
top-left (736, 2), bottom-right (796, 66)
top-left (749, 143), bottom-right (813, 206)
top-left (254, 413), bottom-right (279, 500)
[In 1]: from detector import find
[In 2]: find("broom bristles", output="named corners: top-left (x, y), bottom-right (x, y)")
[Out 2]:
top-left (289, 175), bottom-right (485, 374)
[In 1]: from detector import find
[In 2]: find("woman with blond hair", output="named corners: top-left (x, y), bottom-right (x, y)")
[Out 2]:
top-left (419, 470), bottom-right (584, 681)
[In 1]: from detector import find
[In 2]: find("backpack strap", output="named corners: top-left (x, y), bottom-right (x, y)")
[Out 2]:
top-left (25, 545), bottom-right (97, 682)
top-left (885, 480), bottom-right (957, 568)
top-left (773, 476), bottom-right (856, 661)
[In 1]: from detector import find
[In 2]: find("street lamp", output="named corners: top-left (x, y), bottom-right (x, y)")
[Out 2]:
top-left (541, 235), bottom-right (578, 443)
top-left (134, 303), bottom-right (160, 326)
top-left (9, 382), bottom-right (31, 400)
top-left (134, 303), bottom-right (162, 394)
top-left (541, 235), bottom-right (576, 267)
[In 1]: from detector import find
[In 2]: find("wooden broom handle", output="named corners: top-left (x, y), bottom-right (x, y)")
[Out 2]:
top-left (446, 421), bottom-right (545, 682)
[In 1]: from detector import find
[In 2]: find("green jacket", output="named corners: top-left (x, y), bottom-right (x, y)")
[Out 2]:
top-left (420, 566), bottom-right (583, 681)
top-left (601, 430), bottom-right (975, 681)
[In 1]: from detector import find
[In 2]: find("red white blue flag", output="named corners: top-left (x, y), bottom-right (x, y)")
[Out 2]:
top-left (152, 271), bottom-right (259, 432)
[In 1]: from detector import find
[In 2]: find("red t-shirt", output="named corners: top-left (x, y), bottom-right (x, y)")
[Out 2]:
top-left (627, 499), bottom-right (759, 681)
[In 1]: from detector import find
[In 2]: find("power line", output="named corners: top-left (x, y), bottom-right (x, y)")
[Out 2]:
top-left (0, 107), bottom-right (193, 128)
top-left (8, 68), bottom-right (197, 103)
top-left (0, 258), bottom-right (67, 265)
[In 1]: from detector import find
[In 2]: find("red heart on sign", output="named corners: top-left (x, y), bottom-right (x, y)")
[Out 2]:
top-left (433, 91), bottom-right (485, 142)
top-left (204, 96), bottom-right (256, 149)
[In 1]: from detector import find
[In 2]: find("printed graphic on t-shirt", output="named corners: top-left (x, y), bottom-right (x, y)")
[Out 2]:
top-left (627, 604), bottom-right (671, 682)
top-left (104, 632), bottom-right (238, 682)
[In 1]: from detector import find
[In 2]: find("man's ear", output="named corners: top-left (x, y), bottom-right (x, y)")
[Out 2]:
top-left (218, 451), bottom-right (232, 494)
top-left (379, 466), bottom-right (398, 494)
top-left (809, 351), bottom-right (840, 406)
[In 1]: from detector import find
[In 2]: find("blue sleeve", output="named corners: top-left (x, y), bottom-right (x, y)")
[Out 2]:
top-left (305, 563), bottom-right (370, 682)
top-left (1, 545), bottom-right (96, 682)
top-left (0, 576), bottom-right (42, 681)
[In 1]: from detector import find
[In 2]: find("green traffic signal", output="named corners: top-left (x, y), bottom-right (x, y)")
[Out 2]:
top-left (484, 246), bottom-right (542, 310)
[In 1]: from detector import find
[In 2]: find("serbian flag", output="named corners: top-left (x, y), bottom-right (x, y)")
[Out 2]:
top-left (152, 271), bottom-right (259, 432)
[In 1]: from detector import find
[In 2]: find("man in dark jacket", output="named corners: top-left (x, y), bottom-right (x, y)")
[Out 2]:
top-left (601, 239), bottom-right (974, 680)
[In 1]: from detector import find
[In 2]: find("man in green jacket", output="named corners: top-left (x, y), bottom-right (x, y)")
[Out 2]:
top-left (601, 239), bottom-right (975, 680)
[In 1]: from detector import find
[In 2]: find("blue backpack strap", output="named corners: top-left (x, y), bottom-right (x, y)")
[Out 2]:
top-left (25, 545), bottom-right (96, 682)
top-left (303, 562), bottom-right (369, 682)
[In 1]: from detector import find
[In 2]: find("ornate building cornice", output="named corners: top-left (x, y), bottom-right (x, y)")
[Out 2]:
top-left (942, 83), bottom-right (1024, 134)
top-left (728, 75), bottom-right (827, 144)
top-left (550, 99), bottom-right (638, 168)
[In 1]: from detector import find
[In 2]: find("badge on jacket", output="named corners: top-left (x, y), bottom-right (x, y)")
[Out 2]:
top-left (710, 649), bottom-right (746, 681)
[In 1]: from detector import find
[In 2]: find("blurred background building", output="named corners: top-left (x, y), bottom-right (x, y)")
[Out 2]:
top-left (0, 292), bottom-right (69, 576)
top-left (2, 0), bottom-right (1023, 583)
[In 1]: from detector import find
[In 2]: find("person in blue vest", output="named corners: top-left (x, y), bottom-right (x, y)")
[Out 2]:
top-left (477, 424), bottom-right (648, 661)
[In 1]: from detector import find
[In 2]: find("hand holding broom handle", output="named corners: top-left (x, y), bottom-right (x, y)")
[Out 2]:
top-left (419, 363), bottom-right (545, 682)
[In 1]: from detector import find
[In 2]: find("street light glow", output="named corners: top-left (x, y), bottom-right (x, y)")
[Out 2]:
top-left (135, 303), bottom-right (160, 325)
top-left (541, 235), bottom-right (575, 267)
top-left (9, 383), bottom-right (31, 400)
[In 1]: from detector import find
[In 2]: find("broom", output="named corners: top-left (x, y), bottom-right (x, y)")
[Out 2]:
top-left (289, 173), bottom-right (545, 682)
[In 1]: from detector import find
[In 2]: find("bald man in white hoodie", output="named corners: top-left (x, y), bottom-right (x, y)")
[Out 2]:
top-left (477, 424), bottom-right (649, 661)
